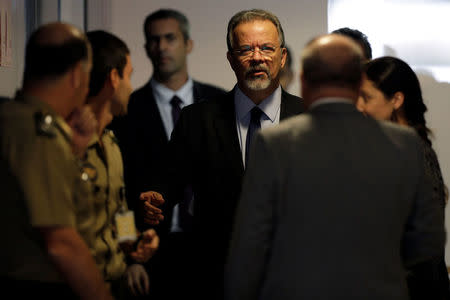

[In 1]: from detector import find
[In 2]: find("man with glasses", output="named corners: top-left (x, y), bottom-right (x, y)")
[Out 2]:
top-left (158, 9), bottom-right (304, 299)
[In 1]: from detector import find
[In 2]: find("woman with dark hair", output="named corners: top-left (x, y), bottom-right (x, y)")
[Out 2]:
top-left (357, 56), bottom-right (449, 300)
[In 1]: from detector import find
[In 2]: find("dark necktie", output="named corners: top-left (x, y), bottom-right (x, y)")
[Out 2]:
top-left (245, 107), bottom-right (262, 167)
top-left (170, 95), bottom-right (182, 125)
top-left (170, 95), bottom-right (193, 231)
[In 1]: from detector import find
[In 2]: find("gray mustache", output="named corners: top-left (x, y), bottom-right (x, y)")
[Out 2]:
top-left (245, 65), bottom-right (269, 77)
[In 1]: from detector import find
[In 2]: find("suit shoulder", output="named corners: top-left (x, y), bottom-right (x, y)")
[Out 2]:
top-left (193, 80), bottom-right (227, 99)
top-left (379, 120), bottom-right (418, 140)
top-left (378, 120), bottom-right (423, 153)
top-left (262, 114), bottom-right (312, 143)
top-left (129, 83), bottom-right (152, 103)
top-left (281, 90), bottom-right (305, 113)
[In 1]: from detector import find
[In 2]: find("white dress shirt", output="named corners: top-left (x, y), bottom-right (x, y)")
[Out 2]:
top-left (150, 77), bottom-right (194, 232)
top-left (234, 85), bottom-right (282, 168)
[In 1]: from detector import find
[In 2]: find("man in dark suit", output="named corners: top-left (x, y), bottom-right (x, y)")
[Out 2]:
top-left (163, 9), bottom-right (304, 299)
top-left (225, 34), bottom-right (445, 300)
top-left (108, 8), bottom-right (226, 300)
top-left (113, 8), bottom-right (226, 230)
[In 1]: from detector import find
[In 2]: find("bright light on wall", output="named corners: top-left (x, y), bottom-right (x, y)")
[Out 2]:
top-left (328, 0), bottom-right (450, 83)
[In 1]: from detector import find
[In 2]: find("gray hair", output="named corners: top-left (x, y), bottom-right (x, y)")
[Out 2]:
top-left (226, 9), bottom-right (285, 52)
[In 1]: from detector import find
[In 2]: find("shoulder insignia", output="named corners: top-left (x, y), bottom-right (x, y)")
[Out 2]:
top-left (105, 129), bottom-right (120, 145)
top-left (34, 111), bottom-right (56, 137)
top-left (80, 161), bottom-right (98, 182)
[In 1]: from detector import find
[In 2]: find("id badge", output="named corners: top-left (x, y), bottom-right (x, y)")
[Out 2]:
top-left (115, 210), bottom-right (137, 243)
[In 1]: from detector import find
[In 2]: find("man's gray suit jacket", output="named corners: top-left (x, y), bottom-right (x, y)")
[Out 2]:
top-left (225, 101), bottom-right (445, 300)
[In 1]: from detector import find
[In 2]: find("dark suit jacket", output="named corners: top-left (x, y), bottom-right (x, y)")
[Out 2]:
top-left (165, 88), bottom-right (304, 299)
top-left (109, 79), bottom-right (226, 232)
top-left (225, 102), bottom-right (445, 300)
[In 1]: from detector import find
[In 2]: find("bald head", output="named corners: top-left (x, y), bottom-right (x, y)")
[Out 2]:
top-left (301, 34), bottom-right (363, 96)
top-left (23, 22), bottom-right (91, 84)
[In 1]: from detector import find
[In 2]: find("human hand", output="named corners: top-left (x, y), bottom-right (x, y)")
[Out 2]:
top-left (67, 105), bottom-right (97, 158)
top-left (129, 229), bottom-right (159, 263)
top-left (140, 191), bottom-right (164, 225)
top-left (124, 264), bottom-right (149, 296)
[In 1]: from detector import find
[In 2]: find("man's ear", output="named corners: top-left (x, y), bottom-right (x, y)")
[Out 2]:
top-left (70, 62), bottom-right (82, 89)
top-left (110, 68), bottom-right (120, 91)
top-left (300, 71), bottom-right (305, 87)
top-left (280, 47), bottom-right (287, 69)
top-left (392, 91), bottom-right (404, 110)
top-left (144, 42), bottom-right (152, 60)
top-left (227, 51), bottom-right (236, 72)
top-left (186, 39), bottom-right (193, 54)
top-left (299, 71), bottom-right (307, 97)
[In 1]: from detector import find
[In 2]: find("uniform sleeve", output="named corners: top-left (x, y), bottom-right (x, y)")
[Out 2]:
top-left (12, 131), bottom-right (77, 227)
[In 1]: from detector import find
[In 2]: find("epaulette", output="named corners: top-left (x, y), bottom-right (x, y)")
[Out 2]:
top-left (79, 161), bottom-right (98, 182)
top-left (105, 129), bottom-right (120, 145)
top-left (34, 111), bottom-right (56, 137)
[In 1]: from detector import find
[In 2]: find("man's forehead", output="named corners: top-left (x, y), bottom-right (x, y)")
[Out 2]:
top-left (233, 20), bottom-right (279, 42)
top-left (147, 18), bottom-right (181, 35)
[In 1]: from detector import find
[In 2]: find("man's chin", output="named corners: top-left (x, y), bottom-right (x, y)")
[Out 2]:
top-left (157, 66), bottom-right (178, 79)
top-left (244, 78), bottom-right (271, 91)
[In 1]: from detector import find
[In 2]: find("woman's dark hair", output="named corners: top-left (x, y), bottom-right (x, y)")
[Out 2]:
top-left (364, 56), bottom-right (432, 145)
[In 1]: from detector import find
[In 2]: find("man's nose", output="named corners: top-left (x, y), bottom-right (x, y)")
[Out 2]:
top-left (250, 48), bottom-right (265, 61)
top-left (158, 38), bottom-right (169, 52)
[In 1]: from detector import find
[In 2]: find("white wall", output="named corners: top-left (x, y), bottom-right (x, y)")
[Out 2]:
top-left (329, 0), bottom-right (450, 263)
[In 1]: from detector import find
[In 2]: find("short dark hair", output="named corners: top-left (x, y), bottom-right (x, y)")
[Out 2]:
top-left (364, 56), bottom-right (431, 145)
top-left (143, 9), bottom-right (190, 41)
top-left (86, 30), bottom-right (130, 97)
top-left (227, 9), bottom-right (285, 52)
top-left (332, 27), bottom-right (372, 60)
top-left (23, 26), bottom-right (90, 83)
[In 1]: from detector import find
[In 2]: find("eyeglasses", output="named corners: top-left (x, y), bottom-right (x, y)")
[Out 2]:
top-left (232, 45), bottom-right (280, 58)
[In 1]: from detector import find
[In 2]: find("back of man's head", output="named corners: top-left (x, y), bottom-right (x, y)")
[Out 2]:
top-left (86, 30), bottom-right (130, 97)
top-left (332, 27), bottom-right (372, 60)
top-left (23, 22), bottom-right (90, 86)
top-left (301, 34), bottom-right (363, 94)
top-left (143, 8), bottom-right (190, 41)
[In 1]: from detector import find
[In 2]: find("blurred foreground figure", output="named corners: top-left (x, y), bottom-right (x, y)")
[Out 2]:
top-left (0, 22), bottom-right (113, 300)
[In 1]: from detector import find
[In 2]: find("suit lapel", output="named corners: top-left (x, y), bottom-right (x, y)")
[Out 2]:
top-left (193, 81), bottom-right (203, 103)
top-left (213, 91), bottom-right (244, 174)
top-left (280, 89), bottom-right (305, 120)
top-left (141, 82), bottom-right (170, 141)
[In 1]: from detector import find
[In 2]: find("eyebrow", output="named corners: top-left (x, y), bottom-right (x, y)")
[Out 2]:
top-left (148, 32), bottom-right (177, 40)
top-left (238, 43), bottom-right (277, 47)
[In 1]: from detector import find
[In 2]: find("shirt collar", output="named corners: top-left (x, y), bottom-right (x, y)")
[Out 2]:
top-left (234, 85), bottom-right (282, 121)
top-left (150, 77), bottom-right (194, 105)
top-left (309, 97), bottom-right (354, 110)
